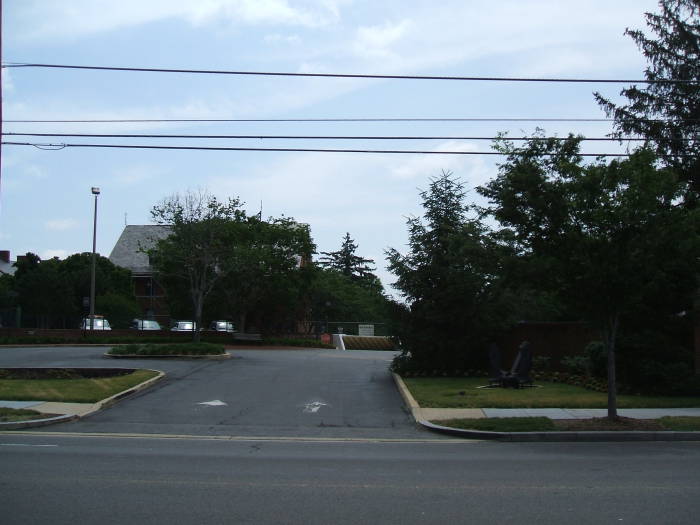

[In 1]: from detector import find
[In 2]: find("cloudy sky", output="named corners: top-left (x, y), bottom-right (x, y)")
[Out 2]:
top-left (1, 0), bottom-right (659, 293)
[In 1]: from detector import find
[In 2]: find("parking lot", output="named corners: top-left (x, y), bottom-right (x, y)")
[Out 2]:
top-left (0, 346), bottom-right (428, 439)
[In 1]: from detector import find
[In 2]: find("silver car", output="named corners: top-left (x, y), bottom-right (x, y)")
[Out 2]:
top-left (171, 320), bottom-right (198, 331)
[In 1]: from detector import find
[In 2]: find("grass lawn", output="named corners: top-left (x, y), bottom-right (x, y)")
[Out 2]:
top-left (108, 342), bottom-right (225, 356)
top-left (0, 369), bottom-right (159, 403)
top-left (0, 407), bottom-right (46, 422)
top-left (404, 377), bottom-right (700, 409)
top-left (435, 416), bottom-right (700, 432)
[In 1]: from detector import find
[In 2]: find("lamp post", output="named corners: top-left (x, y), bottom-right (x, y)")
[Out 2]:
top-left (89, 187), bottom-right (100, 330)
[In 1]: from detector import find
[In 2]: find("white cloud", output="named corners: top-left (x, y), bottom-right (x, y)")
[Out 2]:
top-left (41, 249), bottom-right (69, 259)
top-left (45, 219), bottom-right (79, 231)
top-left (264, 33), bottom-right (302, 45)
top-left (354, 19), bottom-right (412, 59)
top-left (12, 0), bottom-right (342, 41)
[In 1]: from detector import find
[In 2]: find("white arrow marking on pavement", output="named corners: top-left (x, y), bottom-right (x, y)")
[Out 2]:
top-left (303, 401), bottom-right (328, 413)
top-left (198, 400), bottom-right (228, 406)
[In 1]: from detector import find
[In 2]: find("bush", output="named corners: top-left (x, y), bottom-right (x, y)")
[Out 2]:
top-left (108, 343), bottom-right (225, 356)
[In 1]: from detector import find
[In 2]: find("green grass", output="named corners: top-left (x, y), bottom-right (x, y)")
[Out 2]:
top-left (108, 342), bottom-right (225, 356)
top-left (0, 407), bottom-right (45, 422)
top-left (404, 377), bottom-right (700, 409)
top-left (432, 416), bottom-right (700, 432)
top-left (659, 417), bottom-right (700, 431)
top-left (0, 369), bottom-right (159, 403)
top-left (438, 417), bottom-right (556, 432)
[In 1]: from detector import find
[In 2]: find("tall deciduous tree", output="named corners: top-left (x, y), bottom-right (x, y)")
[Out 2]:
top-left (594, 0), bottom-right (699, 198)
top-left (479, 136), bottom-right (700, 418)
top-left (150, 190), bottom-right (246, 341)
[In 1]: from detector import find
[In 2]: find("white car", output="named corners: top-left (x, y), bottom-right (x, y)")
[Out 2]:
top-left (209, 320), bottom-right (235, 332)
top-left (81, 316), bottom-right (112, 330)
top-left (171, 320), bottom-right (198, 331)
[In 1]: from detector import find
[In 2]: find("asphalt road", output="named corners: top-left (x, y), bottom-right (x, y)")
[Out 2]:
top-left (0, 346), bottom-right (424, 438)
top-left (2, 433), bottom-right (700, 524)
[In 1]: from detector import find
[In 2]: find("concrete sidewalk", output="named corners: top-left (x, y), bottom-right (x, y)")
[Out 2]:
top-left (1, 400), bottom-right (97, 417)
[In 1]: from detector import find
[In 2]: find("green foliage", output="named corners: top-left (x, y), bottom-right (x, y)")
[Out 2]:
top-left (319, 232), bottom-right (379, 287)
top-left (150, 190), bottom-right (247, 341)
top-left (108, 342), bottom-right (225, 355)
top-left (387, 171), bottom-right (515, 371)
top-left (96, 292), bottom-right (142, 329)
top-left (11, 251), bottom-right (136, 329)
top-left (594, 0), bottom-right (699, 196)
top-left (478, 137), bottom-right (700, 414)
top-left (308, 267), bottom-right (392, 328)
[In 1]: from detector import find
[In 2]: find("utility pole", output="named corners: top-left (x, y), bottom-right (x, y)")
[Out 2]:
top-left (89, 187), bottom-right (100, 329)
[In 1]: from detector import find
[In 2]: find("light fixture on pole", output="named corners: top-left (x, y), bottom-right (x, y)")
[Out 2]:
top-left (89, 187), bottom-right (100, 330)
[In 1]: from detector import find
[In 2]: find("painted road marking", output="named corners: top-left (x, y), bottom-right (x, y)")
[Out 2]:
top-left (198, 400), bottom-right (228, 406)
top-left (0, 443), bottom-right (58, 447)
top-left (303, 401), bottom-right (328, 413)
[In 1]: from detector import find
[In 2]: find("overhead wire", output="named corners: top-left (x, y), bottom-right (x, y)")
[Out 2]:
top-left (5, 141), bottom-right (694, 157)
top-left (1, 132), bottom-right (660, 142)
top-left (3, 62), bottom-right (697, 84)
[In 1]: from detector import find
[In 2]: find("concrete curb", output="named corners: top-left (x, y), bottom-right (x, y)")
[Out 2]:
top-left (104, 353), bottom-right (231, 360)
top-left (391, 373), bottom-right (700, 442)
top-left (0, 369), bottom-right (166, 429)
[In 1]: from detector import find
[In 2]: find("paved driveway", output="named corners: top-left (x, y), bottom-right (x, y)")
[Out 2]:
top-left (1, 346), bottom-right (428, 439)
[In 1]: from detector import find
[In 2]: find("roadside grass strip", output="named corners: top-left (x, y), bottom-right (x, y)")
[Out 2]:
top-left (107, 342), bottom-right (225, 356)
top-left (404, 376), bottom-right (700, 409)
top-left (435, 416), bottom-right (700, 432)
top-left (0, 369), bottom-right (159, 403)
top-left (0, 407), bottom-right (46, 423)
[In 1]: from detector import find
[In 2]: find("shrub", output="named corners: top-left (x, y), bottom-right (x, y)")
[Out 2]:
top-left (108, 343), bottom-right (225, 356)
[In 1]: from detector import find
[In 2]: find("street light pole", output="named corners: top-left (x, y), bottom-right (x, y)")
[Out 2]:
top-left (89, 187), bottom-right (100, 329)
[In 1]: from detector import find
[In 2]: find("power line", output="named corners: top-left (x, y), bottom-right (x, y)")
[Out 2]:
top-left (3, 62), bottom-right (696, 84)
top-left (5, 141), bottom-right (687, 157)
top-left (4, 117), bottom-right (696, 124)
top-left (2, 132), bottom-right (655, 142)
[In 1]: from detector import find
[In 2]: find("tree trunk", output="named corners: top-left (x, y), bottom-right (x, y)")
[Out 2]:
top-left (605, 313), bottom-right (620, 420)
top-left (239, 311), bottom-right (247, 334)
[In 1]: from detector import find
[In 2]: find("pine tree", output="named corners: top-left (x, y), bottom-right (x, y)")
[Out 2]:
top-left (594, 0), bottom-right (699, 198)
top-left (319, 233), bottom-right (377, 284)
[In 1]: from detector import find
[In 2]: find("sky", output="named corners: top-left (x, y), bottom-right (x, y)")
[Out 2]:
top-left (1, 0), bottom-right (661, 295)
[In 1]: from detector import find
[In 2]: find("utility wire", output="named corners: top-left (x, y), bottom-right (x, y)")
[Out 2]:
top-left (5, 141), bottom-right (690, 157)
top-left (2, 132), bottom-right (656, 142)
top-left (4, 117), bottom-right (695, 124)
top-left (3, 62), bottom-right (696, 84)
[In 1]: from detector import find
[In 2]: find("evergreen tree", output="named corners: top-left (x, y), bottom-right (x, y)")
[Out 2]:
top-left (319, 233), bottom-right (378, 286)
top-left (594, 0), bottom-right (699, 198)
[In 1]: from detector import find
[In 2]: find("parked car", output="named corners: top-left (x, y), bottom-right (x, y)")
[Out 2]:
top-left (171, 320), bottom-right (198, 332)
top-left (209, 320), bottom-right (235, 332)
top-left (130, 319), bottom-right (162, 330)
top-left (81, 316), bottom-right (112, 330)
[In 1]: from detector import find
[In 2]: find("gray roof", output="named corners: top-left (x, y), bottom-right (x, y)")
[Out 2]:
top-left (109, 225), bottom-right (172, 274)
top-left (0, 260), bottom-right (16, 276)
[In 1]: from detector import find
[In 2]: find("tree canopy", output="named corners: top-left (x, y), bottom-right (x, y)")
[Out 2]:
top-left (478, 136), bottom-right (700, 417)
top-left (594, 0), bottom-right (699, 198)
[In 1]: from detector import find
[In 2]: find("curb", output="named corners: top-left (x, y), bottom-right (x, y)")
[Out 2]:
top-left (0, 369), bottom-right (166, 429)
top-left (391, 373), bottom-right (700, 442)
